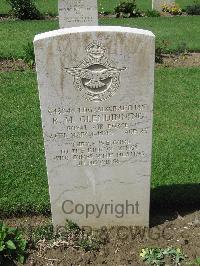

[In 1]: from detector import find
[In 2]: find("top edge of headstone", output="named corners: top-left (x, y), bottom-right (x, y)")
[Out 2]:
top-left (33, 26), bottom-right (155, 43)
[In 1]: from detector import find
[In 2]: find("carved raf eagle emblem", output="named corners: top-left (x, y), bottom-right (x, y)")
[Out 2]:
top-left (66, 42), bottom-right (126, 102)
top-left (66, 67), bottom-right (125, 90)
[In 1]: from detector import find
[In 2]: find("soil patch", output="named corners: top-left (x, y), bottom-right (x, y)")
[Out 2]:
top-left (2, 210), bottom-right (200, 265)
top-left (0, 15), bottom-right (15, 22)
top-left (98, 12), bottom-right (190, 19)
top-left (0, 12), bottom-right (193, 21)
top-left (0, 15), bottom-right (58, 22)
top-left (0, 59), bottom-right (29, 72)
top-left (158, 53), bottom-right (200, 68)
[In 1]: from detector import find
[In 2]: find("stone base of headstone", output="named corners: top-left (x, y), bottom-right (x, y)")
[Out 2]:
top-left (34, 26), bottom-right (155, 228)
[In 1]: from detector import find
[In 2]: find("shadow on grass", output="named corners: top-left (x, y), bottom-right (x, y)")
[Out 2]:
top-left (150, 183), bottom-right (200, 226)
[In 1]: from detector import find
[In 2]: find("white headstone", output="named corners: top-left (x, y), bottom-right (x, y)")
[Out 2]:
top-left (152, 0), bottom-right (174, 11)
top-left (34, 26), bottom-right (155, 228)
top-left (58, 0), bottom-right (98, 28)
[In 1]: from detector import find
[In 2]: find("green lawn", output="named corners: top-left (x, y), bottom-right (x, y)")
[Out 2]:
top-left (99, 0), bottom-right (193, 12)
top-left (0, 0), bottom-right (194, 15)
top-left (0, 68), bottom-right (199, 216)
top-left (0, 0), bottom-right (199, 217)
top-left (0, 71), bottom-right (49, 215)
top-left (0, 20), bottom-right (58, 59)
top-left (0, 16), bottom-right (199, 59)
top-left (101, 16), bottom-right (200, 53)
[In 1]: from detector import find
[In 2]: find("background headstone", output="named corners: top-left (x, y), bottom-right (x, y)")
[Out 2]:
top-left (34, 26), bottom-right (155, 228)
top-left (58, 0), bottom-right (98, 28)
top-left (152, 0), bottom-right (174, 11)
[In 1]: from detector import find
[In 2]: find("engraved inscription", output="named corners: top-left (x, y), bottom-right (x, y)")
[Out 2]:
top-left (66, 42), bottom-right (126, 102)
top-left (47, 103), bottom-right (150, 167)
top-left (54, 140), bottom-right (146, 167)
top-left (59, 0), bottom-right (97, 27)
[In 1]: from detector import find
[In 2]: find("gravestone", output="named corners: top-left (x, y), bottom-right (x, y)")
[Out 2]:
top-left (152, 0), bottom-right (174, 11)
top-left (58, 0), bottom-right (98, 28)
top-left (34, 26), bottom-right (155, 228)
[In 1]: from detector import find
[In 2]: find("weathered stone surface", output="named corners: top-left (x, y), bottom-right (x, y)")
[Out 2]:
top-left (152, 0), bottom-right (174, 11)
top-left (58, 0), bottom-right (98, 28)
top-left (34, 26), bottom-right (155, 228)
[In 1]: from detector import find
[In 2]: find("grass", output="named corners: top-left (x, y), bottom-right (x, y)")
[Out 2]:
top-left (101, 16), bottom-right (200, 53)
top-left (152, 67), bottom-right (200, 209)
top-left (0, 0), bottom-right (194, 15)
top-left (0, 20), bottom-right (58, 59)
top-left (99, 0), bottom-right (193, 13)
top-left (0, 68), bottom-right (199, 216)
top-left (0, 0), bottom-right (199, 216)
top-left (0, 71), bottom-right (49, 215)
top-left (0, 16), bottom-right (199, 59)
top-left (153, 68), bottom-right (200, 187)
